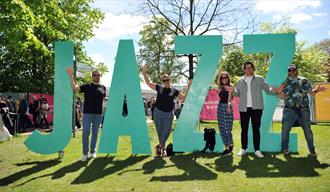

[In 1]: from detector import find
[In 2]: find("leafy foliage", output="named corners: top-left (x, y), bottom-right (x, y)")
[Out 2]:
top-left (0, 0), bottom-right (105, 93)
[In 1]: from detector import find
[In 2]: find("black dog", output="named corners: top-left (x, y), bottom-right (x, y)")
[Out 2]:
top-left (201, 127), bottom-right (216, 153)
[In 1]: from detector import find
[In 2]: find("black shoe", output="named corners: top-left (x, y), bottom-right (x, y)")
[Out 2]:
top-left (229, 145), bottom-right (234, 152)
top-left (308, 150), bottom-right (317, 157)
top-left (221, 149), bottom-right (232, 156)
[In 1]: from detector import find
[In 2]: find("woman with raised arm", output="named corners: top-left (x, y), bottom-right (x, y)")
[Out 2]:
top-left (141, 64), bottom-right (192, 157)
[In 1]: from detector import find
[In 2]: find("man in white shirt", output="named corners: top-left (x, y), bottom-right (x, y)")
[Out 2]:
top-left (226, 62), bottom-right (279, 158)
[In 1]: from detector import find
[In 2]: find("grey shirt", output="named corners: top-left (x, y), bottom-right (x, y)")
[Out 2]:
top-left (233, 75), bottom-right (275, 112)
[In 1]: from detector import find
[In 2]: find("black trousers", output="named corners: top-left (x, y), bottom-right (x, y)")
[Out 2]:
top-left (240, 108), bottom-right (263, 151)
top-left (18, 114), bottom-right (28, 132)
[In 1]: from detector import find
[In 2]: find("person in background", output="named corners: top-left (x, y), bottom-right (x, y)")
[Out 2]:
top-left (0, 96), bottom-right (14, 135)
top-left (38, 95), bottom-right (49, 129)
top-left (18, 94), bottom-right (29, 132)
top-left (151, 97), bottom-right (156, 120)
top-left (122, 95), bottom-right (128, 117)
top-left (75, 99), bottom-right (82, 129)
top-left (174, 100), bottom-right (182, 119)
top-left (6, 96), bottom-right (16, 113)
top-left (30, 95), bottom-right (41, 128)
top-left (0, 96), bottom-right (12, 141)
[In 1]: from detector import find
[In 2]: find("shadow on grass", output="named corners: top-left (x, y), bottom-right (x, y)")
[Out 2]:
top-left (214, 155), bottom-right (238, 173)
top-left (149, 153), bottom-right (218, 182)
top-left (14, 159), bottom-right (90, 187)
top-left (71, 155), bottom-right (149, 184)
top-left (0, 159), bottom-right (61, 186)
top-left (236, 153), bottom-right (329, 178)
top-left (114, 157), bottom-right (169, 175)
top-left (141, 157), bottom-right (167, 174)
top-left (2, 155), bottom-right (148, 186)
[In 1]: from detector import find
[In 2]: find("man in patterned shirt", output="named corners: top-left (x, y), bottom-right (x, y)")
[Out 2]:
top-left (278, 64), bottom-right (326, 157)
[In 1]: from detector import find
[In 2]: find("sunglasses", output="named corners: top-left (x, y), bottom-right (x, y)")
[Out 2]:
top-left (162, 79), bottom-right (170, 82)
top-left (221, 76), bottom-right (228, 80)
top-left (93, 74), bottom-right (100, 77)
top-left (288, 69), bottom-right (296, 72)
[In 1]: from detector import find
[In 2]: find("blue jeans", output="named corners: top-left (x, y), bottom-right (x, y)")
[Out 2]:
top-left (153, 107), bottom-right (174, 146)
top-left (281, 107), bottom-right (315, 152)
top-left (82, 113), bottom-right (102, 155)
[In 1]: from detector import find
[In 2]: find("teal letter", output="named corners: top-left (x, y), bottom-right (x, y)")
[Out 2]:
top-left (173, 36), bottom-right (223, 152)
top-left (98, 40), bottom-right (151, 154)
top-left (24, 41), bottom-right (74, 154)
top-left (243, 34), bottom-right (297, 152)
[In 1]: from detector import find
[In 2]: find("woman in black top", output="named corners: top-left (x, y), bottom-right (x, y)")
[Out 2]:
top-left (142, 64), bottom-right (192, 157)
top-left (217, 71), bottom-right (234, 156)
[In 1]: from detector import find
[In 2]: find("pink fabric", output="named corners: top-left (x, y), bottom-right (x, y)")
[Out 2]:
top-left (30, 94), bottom-right (54, 123)
top-left (199, 89), bottom-right (240, 120)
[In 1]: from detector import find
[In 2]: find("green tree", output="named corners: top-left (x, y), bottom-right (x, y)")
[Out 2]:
top-left (138, 18), bottom-right (185, 84)
top-left (314, 39), bottom-right (330, 82)
top-left (0, 0), bottom-right (105, 93)
top-left (216, 44), bottom-right (269, 85)
top-left (141, 0), bottom-right (256, 80)
top-left (293, 42), bottom-right (328, 84)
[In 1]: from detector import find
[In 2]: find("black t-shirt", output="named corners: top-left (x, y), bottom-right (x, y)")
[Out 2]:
top-left (219, 89), bottom-right (229, 103)
top-left (80, 83), bottom-right (106, 114)
top-left (155, 84), bottom-right (180, 112)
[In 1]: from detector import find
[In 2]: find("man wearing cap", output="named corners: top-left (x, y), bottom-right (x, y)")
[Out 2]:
top-left (278, 64), bottom-right (326, 157)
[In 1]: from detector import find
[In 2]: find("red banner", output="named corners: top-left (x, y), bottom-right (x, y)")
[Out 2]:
top-left (199, 89), bottom-right (240, 121)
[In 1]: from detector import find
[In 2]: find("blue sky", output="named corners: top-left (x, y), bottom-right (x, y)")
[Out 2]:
top-left (84, 0), bottom-right (330, 87)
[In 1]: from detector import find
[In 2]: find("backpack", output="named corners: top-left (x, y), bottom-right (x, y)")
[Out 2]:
top-left (201, 127), bottom-right (216, 153)
top-left (166, 143), bottom-right (174, 156)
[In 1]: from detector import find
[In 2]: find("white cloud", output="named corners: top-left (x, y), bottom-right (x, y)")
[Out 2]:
top-left (256, 0), bottom-right (321, 13)
top-left (90, 53), bottom-right (105, 64)
top-left (273, 14), bottom-right (283, 21)
top-left (311, 12), bottom-right (327, 17)
top-left (92, 12), bottom-right (149, 41)
top-left (290, 13), bottom-right (313, 24)
top-left (328, 30), bottom-right (330, 37)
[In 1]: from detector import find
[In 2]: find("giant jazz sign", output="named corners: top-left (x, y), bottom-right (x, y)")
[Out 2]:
top-left (24, 34), bottom-right (297, 155)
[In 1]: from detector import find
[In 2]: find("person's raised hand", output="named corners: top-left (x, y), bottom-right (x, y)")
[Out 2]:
top-left (142, 64), bottom-right (149, 74)
top-left (224, 86), bottom-right (233, 93)
top-left (316, 85), bottom-right (327, 92)
top-left (188, 79), bottom-right (193, 86)
top-left (66, 67), bottom-right (74, 76)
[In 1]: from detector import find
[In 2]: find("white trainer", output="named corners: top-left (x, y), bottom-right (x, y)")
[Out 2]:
top-left (81, 154), bottom-right (88, 162)
top-left (90, 153), bottom-right (97, 158)
top-left (255, 150), bottom-right (264, 158)
top-left (237, 149), bottom-right (246, 156)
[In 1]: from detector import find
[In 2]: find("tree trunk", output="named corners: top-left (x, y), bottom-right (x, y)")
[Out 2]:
top-left (188, 54), bottom-right (194, 79)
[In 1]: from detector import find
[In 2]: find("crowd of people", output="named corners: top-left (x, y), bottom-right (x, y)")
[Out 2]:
top-left (1, 61), bottom-right (326, 162)
top-left (143, 62), bottom-right (326, 158)
top-left (64, 61), bottom-right (327, 161)
top-left (0, 93), bottom-right (51, 141)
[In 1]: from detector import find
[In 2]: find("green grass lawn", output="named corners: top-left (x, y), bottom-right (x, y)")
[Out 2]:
top-left (0, 121), bottom-right (330, 192)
